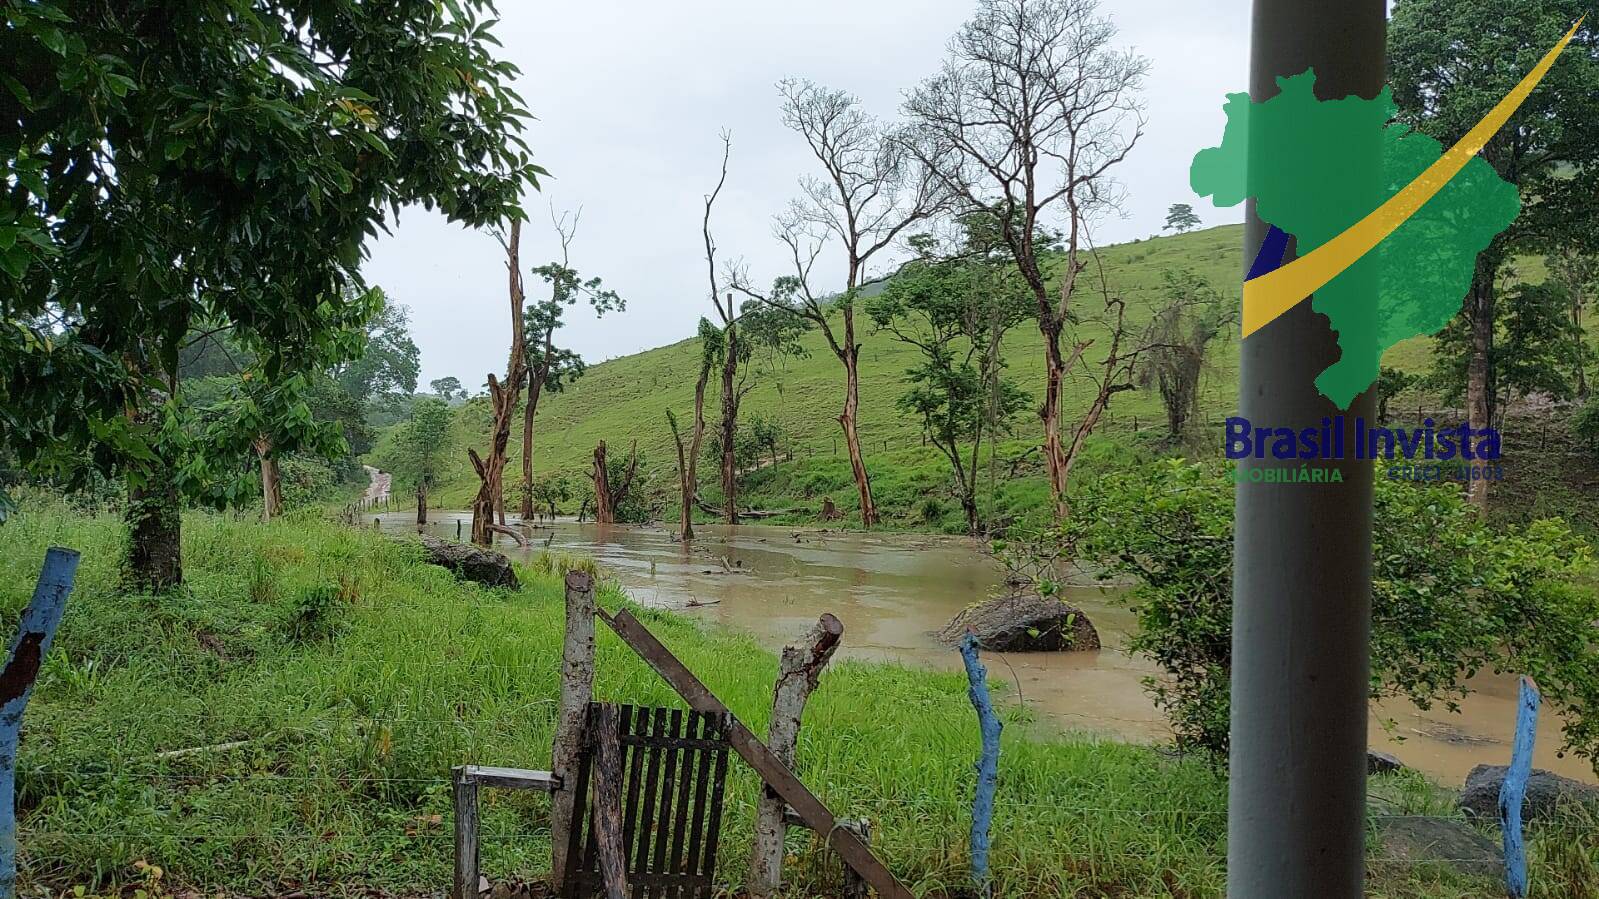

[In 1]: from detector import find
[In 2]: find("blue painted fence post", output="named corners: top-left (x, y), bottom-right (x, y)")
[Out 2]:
top-left (0, 547), bottom-right (79, 899)
top-left (960, 633), bottom-right (1001, 899)
top-left (1499, 676), bottom-right (1540, 899)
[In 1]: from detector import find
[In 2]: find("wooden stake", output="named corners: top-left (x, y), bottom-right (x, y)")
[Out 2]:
top-left (960, 633), bottom-right (1001, 899)
top-left (549, 571), bottom-right (597, 891)
top-left (750, 614), bottom-right (844, 897)
top-left (452, 766), bottom-right (480, 899)
top-left (1, 548), bottom-right (79, 898)
top-left (1499, 676), bottom-right (1540, 899)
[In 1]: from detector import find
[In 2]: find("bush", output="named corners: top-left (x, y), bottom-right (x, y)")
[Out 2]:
top-left (282, 584), bottom-right (346, 643)
top-left (1572, 395), bottom-right (1599, 456)
top-left (1033, 460), bottom-right (1599, 764)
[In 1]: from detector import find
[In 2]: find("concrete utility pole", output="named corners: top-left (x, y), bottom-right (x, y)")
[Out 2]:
top-left (1229, 3), bottom-right (1384, 898)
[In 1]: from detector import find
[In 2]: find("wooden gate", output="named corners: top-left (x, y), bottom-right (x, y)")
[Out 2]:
top-left (560, 702), bottom-right (732, 899)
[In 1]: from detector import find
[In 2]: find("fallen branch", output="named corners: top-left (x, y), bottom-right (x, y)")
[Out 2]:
top-left (485, 523), bottom-right (528, 546)
top-left (153, 739), bottom-right (255, 761)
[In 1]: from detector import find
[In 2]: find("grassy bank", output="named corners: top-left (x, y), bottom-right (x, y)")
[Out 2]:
top-left (0, 500), bottom-right (1587, 897)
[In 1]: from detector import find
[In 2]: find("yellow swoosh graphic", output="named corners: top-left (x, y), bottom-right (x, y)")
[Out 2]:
top-left (1241, 18), bottom-right (1584, 337)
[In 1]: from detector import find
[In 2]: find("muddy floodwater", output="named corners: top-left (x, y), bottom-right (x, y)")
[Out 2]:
top-left (380, 512), bottom-right (1595, 786)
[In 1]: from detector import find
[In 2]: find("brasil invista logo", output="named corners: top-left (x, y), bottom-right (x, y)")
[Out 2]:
top-left (1185, 20), bottom-right (1582, 482)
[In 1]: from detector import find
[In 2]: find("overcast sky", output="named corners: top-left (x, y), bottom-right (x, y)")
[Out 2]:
top-left (362, 0), bottom-right (1252, 389)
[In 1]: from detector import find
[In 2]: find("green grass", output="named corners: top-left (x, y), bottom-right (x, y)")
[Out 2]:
top-left (2, 499), bottom-right (1568, 897)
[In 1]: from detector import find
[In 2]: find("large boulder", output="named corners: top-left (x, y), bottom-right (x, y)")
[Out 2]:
top-left (939, 593), bottom-right (1100, 652)
top-left (419, 534), bottom-right (520, 590)
top-left (1375, 816), bottom-right (1500, 879)
top-left (1459, 764), bottom-right (1599, 823)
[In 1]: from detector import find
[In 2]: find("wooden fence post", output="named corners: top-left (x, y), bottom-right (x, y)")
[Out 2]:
top-left (453, 766), bottom-right (480, 899)
top-left (750, 614), bottom-right (844, 898)
top-left (549, 570), bottom-right (597, 892)
top-left (1500, 676), bottom-right (1540, 899)
top-left (960, 633), bottom-right (1001, 899)
top-left (0, 547), bottom-right (79, 898)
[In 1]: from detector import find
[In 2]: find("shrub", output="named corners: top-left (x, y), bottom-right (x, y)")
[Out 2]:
top-left (1572, 395), bottom-right (1599, 456)
top-left (282, 584), bottom-right (345, 643)
top-left (1025, 460), bottom-right (1599, 764)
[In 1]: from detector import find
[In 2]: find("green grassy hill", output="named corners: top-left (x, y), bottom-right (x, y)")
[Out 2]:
top-left (391, 223), bottom-right (1437, 525)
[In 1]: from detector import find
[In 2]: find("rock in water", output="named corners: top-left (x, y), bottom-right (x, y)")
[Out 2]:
top-left (419, 534), bottom-right (520, 589)
top-left (1459, 764), bottom-right (1599, 823)
top-left (939, 593), bottom-right (1100, 652)
top-left (1367, 750), bottom-right (1405, 775)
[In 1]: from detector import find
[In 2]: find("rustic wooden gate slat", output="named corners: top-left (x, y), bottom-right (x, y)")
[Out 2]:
top-left (664, 712), bottom-right (697, 898)
top-left (646, 708), bottom-right (684, 899)
top-left (696, 718), bottom-right (731, 887)
top-left (563, 702), bottom-right (730, 899)
top-left (619, 705), bottom-right (647, 872)
top-left (680, 712), bottom-right (714, 898)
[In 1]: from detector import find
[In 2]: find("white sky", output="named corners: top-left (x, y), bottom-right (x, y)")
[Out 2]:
top-left (362, 0), bottom-right (1252, 388)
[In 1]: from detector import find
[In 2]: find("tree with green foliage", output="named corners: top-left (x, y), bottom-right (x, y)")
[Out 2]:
top-left (869, 230), bottom-right (1031, 534)
top-left (430, 377), bottom-right (465, 402)
top-left (1374, 367), bottom-right (1418, 423)
top-left (530, 472), bottom-right (574, 520)
top-left (1549, 247), bottom-right (1599, 397)
top-left (903, 0), bottom-right (1149, 522)
top-left (1, 0), bottom-right (539, 587)
top-left (332, 298), bottom-right (420, 406)
top-left (1427, 276), bottom-right (1583, 415)
top-left (377, 398), bottom-right (453, 525)
top-left (1162, 203), bottom-right (1200, 234)
top-left (1138, 270), bottom-right (1234, 444)
top-left (1391, 1), bottom-right (1599, 510)
top-left (1027, 460), bottom-right (1599, 764)
top-left (518, 210), bottom-right (625, 520)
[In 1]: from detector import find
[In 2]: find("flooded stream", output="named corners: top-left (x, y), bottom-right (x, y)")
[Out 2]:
top-left (379, 511), bottom-right (1595, 786)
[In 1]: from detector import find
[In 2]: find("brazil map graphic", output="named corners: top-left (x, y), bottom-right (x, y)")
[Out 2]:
top-left (1188, 20), bottom-right (1581, 409)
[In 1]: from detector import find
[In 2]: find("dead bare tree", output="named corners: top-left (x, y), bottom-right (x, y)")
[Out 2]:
top-left (733, 80), bottom-right (943, 528)
top-left (903, 0), bottom-right (1147, 521)
top-left (694, 134), bottom-right (748, 525)
top-left (468, 219), bottom-right (529, 545)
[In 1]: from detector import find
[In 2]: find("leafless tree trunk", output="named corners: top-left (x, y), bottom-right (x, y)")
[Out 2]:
top-left (592, 440), bottom-right (614, 525)
top-left (749, 613), bottom-right (844, 898)
top-left (719, 303), bottom-right (740, 525)
top-left (469, 220), bottom-right (528, 545)
top-left (668, 352), bottom-right (710, 542)
top-left (902, 0), bottom-right (1147, 522)
top-left (415, 482), bottom-right (428, 525)
top-left (591, 439), bottom-right (638, 525)
top-left (520, 368), bottom-right (543, 520)
top-left (1464, 260), bottom-right (1495, 512)
top-left (699, 134), bottom-right (743, 525)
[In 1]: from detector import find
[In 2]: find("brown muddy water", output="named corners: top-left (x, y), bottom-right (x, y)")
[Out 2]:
top-left (379, 512), bottom-right (1595, 787)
